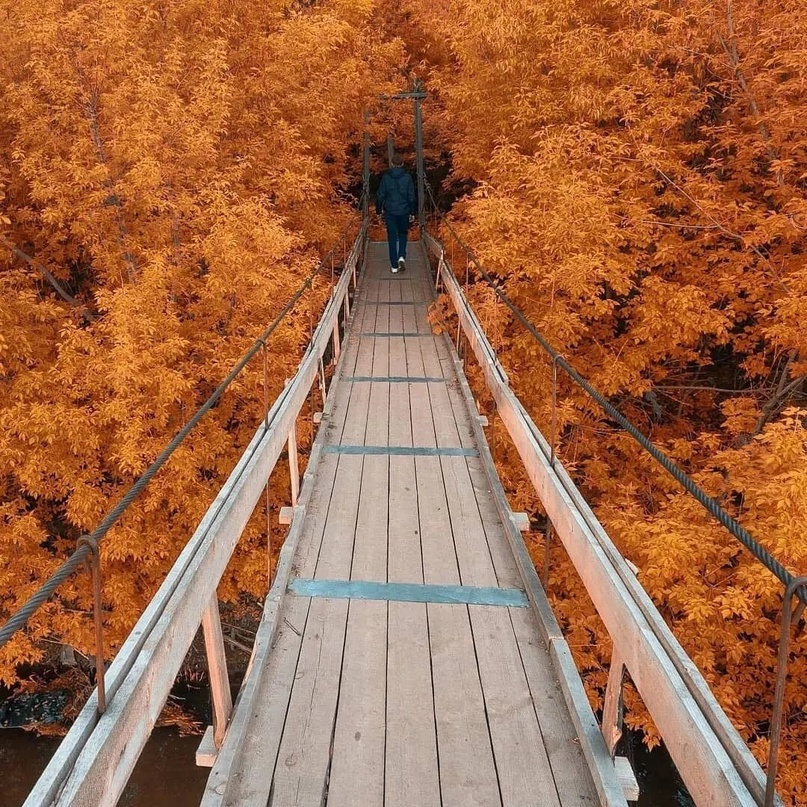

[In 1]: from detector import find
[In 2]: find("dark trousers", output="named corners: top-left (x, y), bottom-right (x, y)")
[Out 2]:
top-left (385, 213), bottom-right (409, 268)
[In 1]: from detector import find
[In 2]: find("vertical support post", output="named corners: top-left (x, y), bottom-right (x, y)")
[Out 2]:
top-left (550, 356), bottom-right (560, 467)
top-left (288, 420), bottom-right (299, 507)
top-left (602, 646), bottom-right (626, 759)
top-left (332, 319), bottom-right (341, 362)
top-left (363, 112), bottom-right (371, 222)
top-left (387, 134), bottom-right (395, 167)
top-left (318, 355), bottom-right (327, 403)
top-left (263, 341), bottom-right (272, 580)
top-left (413, 80), bottom-right (426, 232)
top-left (77, 536), bottom-right (106, 714)
top-left (765, 576), bottom-right (807, 806)
top-left (542, 521), bottom-right (553, 590)
top-left (201, 595), bottom-right (233, 748)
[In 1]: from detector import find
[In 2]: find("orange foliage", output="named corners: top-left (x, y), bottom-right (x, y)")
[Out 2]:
top-left (0, 0), bottom-right (405, 680)
top-left (2, 0), bottom-right (807, 800)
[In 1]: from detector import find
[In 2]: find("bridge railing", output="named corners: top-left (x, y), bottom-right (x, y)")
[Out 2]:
top-left (5, 210), bottom-right (367, 807)
top-left (422, 187), bottom-right (802, 807)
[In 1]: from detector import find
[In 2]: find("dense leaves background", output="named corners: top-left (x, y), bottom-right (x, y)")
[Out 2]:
top-left (1, 0), bottom-right (805, 801)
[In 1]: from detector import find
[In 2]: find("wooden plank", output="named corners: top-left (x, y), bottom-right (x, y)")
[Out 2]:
top-left (205, 445), bottom-right (344, 801)
top-left (328, 292), bottom-right (388, 807)
top-left (267, 246), bottom-right (382, 804)
top-left (427, 377), bottom-right (561, 805)
top-left (266, 448), bottom-right (362, 801)
top-left (326, 599), bottom-right (387, 807)
top-left (385, 266), bottom-right (441, 807)
top-left (404, 311), bottom-right (502, 807)
top-left (212, 595), bottom-right (310, 806)
top-left (268, 598), bottom-right (349, 806)
top-left (201, 596), bottom-right (233, 749)
top-left (471, 604), bottom-right (563, 807)
top-left (428, 603), bottom-right (502, 807)
top-left (509, 607), bottom-right (601, 805)
top-left (385, 602), bottom-right (441, 807)
top-left (327, 448), bottom-right (389, 806)
top-left (201, 239), bottom-right (368, 806)
top-left (442, 339), bottom-right (562, 636)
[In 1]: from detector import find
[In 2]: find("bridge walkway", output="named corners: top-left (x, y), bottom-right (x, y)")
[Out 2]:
top-left (203, 243), bottom-right (603, 806)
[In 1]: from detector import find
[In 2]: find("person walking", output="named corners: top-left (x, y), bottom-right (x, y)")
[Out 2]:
top-left (375, 153), bottom-right (416, 274)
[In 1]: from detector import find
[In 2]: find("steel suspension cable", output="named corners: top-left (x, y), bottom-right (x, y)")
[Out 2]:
top-left (424, 181), bottom-right (804, 602)
top-left (0, 205), bottom-right (366, 648)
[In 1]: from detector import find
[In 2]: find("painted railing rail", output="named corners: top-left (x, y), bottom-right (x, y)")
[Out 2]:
top-left (23, 225), bottom-right (367, 807)
top-left (424, 230), bottom-right (780, 807)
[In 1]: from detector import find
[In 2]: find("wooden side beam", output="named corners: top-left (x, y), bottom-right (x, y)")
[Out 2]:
top-left (437, 244), bottom-right (765, 807)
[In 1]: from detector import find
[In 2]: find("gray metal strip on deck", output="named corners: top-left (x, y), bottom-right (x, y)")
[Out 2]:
top-left (361, 331), bottom-right (433, 337)
top-left (289, 579), bottom-right (529, 607)
top-left (323, 444), bottom-right (479, 457)
top-left (342, 375), bottom-right (446, 383)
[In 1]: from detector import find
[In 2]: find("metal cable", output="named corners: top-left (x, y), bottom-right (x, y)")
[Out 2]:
top-left (424, 181), bottom-right (805, 602)
top-left (0, 205), bottom-right (366, 648)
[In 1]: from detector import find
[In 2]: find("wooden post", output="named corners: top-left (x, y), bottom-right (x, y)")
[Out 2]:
top-left (363, 112), bottom-right (371, 220)
top-left (201, 596), bottom-right (233, 748)
top-left (288, 421), bottom-right (299, 507)
top-left (332, 320), bottom-right (341, 363)
top-left (602, 648), bottom-right (626, 758)
top-left (386, 134), bottom-right (395, 167)
top-left (318, 355), bottom-right (327, 403)
top-left (413, 81), bottom-right (426, 231)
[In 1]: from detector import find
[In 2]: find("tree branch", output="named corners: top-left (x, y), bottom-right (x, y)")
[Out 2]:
top-left (718, 1), bottom-right (780, 173)
top-left (0, 235), bottom-right (92, 314)
top-left (75, 69), bottom-right (138, 282)
top-left (751, 372), bottom-right (805, 437)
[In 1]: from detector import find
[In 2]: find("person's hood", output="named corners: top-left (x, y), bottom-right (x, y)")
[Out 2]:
top-left (388, 166), bottom-right (407, 177)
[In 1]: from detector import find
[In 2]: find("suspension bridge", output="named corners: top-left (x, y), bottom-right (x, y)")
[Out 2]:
top-left (1, 91), bottom-right (804, 807)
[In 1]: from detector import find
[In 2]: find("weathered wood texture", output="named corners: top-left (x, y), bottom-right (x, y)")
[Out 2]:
top-left (202, 242), bottom-right (618, 807)
top-left (427, 231), bottom-right (773, 807)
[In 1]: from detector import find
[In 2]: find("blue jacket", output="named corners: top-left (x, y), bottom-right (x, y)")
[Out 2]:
top-left (376, 167), bottom-right (416, 216)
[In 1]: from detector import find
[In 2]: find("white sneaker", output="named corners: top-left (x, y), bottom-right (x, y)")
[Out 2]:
top-left (391, 266), bottom-right (398, 274)
top-left (398, 257), bottom-right (406, 272)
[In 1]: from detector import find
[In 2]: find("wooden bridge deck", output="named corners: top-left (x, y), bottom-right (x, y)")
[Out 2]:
top-left (204, 243), bottom-right (601, 806)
